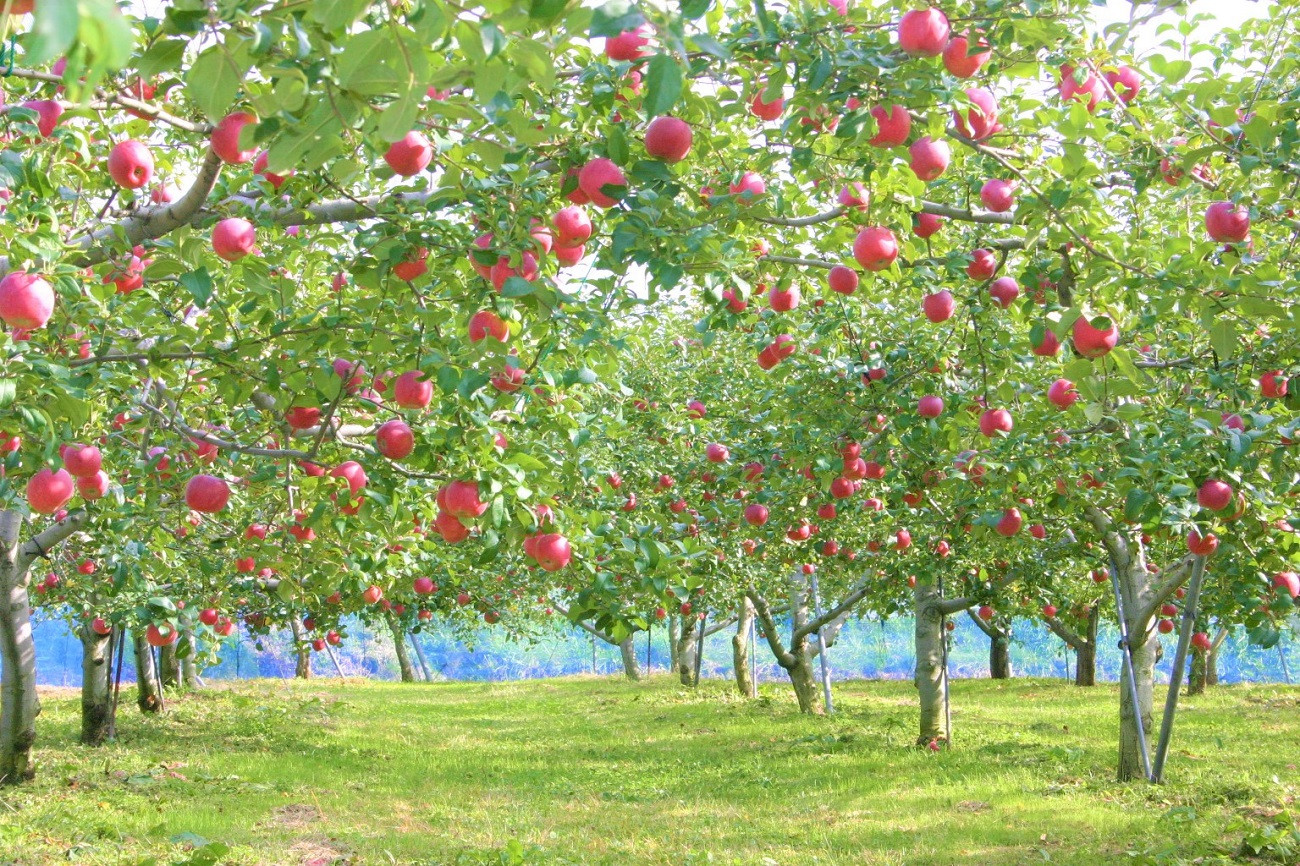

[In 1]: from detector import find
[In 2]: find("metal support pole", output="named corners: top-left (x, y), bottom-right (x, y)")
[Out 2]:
top-left (808, 571), bottom-right (834, 714)
top-left (409, 632), bottom-right (433, 681)
top-left (645, 622), bottom-right (652, 672)
top-left (1152, 555), bottom-right (1207, 783)
top-left (749, 616), bottom-right (757, 695)
top-left (1279, 641), bottom-right (1292, 685)
top-left (151, 645), bottom-right (166, 712)
top-left (107, 627), bottom-right (125, 739)
top-left (591, 632), bottom-right (597, 674)
top-left (324, 642), bottom-right (346, 679)
top-left (693, 611), bottom-right (707, 686)
top-left (1108, 555), bottom-right (1153, 782)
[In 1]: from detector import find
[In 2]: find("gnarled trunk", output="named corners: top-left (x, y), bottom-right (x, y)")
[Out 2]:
top-left (80, 624), bottom-right (114, 745)
top-left (1188, 645), bottom-right (1207, 695)
top-left (784, 638), bottom-right (821, 714)
top-left (914, 583), bottom-right (949, 746)
top-left (618, 636), bottom-right (641, 681)
top-left (0, 512), bottom-right (39, 784)
top-left (133, 633), bottom-right (162, 714)
top-left (732, 598), bottom-right (755, 697)
top-left (387, 614), bottom-right (416, 682)
top-left (288, 617), bottom-right (311, 680)
top-left (990, 634), bottom-right (1011, 679)
top-left (675, 615), bottom-right (698, 685)
top-left (1077, 606), bottom-right (1099, 686)
top-left (181, 627), bottom-right (201, 688)
top-left (158, 642), bottom-right (180, 689)
top-left (1206, 627), bottom-right (1227, 687)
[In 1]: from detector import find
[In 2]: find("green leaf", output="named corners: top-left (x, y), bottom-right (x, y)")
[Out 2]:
top-left (681, 0), bottom-right (711, 19)
top-left (500, 277), bottom-right (536, 298)
top-left (186, 40), bottom-right (252, 122)
top-left (1208, 319), bottom-right (1237, 359)
top-left (378, 93), bottom-right (422, 143)
top-left (529, 0), bottom-right (569, 22)
top-left (590, 0), bottom-right (644, 38)
top-left (137, 38), bottom-right (187, 79)
top-left (643, 54), bottom-right (683, 117)
top-left (181, 268), bottom-right (214, 308)
top-left (0, 380), bottom-right (14, 409)
top-left (28, 0), bottom-right (80, 65)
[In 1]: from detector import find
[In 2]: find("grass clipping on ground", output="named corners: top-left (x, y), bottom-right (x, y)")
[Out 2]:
top-left (1, 676), bottom-right (1297, 865)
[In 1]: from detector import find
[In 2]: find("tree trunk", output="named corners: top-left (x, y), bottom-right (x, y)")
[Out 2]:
top-left (914, 583), bottom-right (949, 746)
top-left (1076, 605), bottom-right (1099, 686)
top-left (289, 617), bottom-right (311, 680)
top-left (989, 634), bottom-right (1012, 679)
top-left (180, 627), bottom-right (201, 688)
top-left (618, 636), bottom-right (641, 681)
top-left (732, 598), bottom-right (756, 697)
top-left (158, 642), bottom-right (180, 689)
top-left (0, 512), bottom-right (39, 784)
top-left (668, 615), bottom-right (680, 672)
top-left (387, 614), bottom-right (416, 682)
top-left (784, 638), bottom-right (822, 714)
top-left (133, 633), bottom-right (162, 714)
top-left (1206, 627), bottom-right (1227, 687)
top-left (80, 624), bottom-right (114, 746)
top-left (1188, 645), bottom-right (1207, 696)
top-left (1117, 621), bottom-right (1157, 782)
top-left (675, 615), bottom-right (698, 686)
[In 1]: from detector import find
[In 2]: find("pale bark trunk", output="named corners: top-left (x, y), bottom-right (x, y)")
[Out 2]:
top-left (914, 583), bottom-right (949, 746)
top-left (388, 614), bottom-right (416, 682)
top-left (675, 615), bottom-right (698, 685)
top-left (289, 617), bottom-right (311, 679)
top-left (133, 634), bottom-right (162, 714)
top-left (1188, 645), bottom-right (1207, 695)
top-left (990, 635), bottom-right (1011, 679)
top-left (618, 636), bottom-right (641, 681)
top-left (0, 511), bottom-right (38, 784)
top-left (667, 615), bottom-right (680, 671)
top-left (180, 627), bottom-right (200, 688)
top-left (1118, 623), bottom-right (1157, 781)
top-left (158, 642), bottom-right (180, 689)
top-left (80, 624), bottom-right (114, 745)
top-left (732, 598), bottom-right (756, 697)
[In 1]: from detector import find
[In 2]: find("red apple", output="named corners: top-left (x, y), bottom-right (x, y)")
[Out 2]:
top-left (979, 179), bottom-right (1015, 212)
top-left (1047, 378), bottom-right (1079, 410)
top-left (978, 408), bottom-right (1013, 437)
top-left (918, 395), bottom-right (944, 418)
top-left (644, 116), bottom-right (693, 162)
top-left (942, 34), bottom-right (990, 77)
top-left (211, 111), bottom-right (257, 163)
top-left (1196, 480), bottom-right (1233, 511)
top-left (706, 443), bottom-right (730, 463)
top-left (534, 533), bottom-right (572, 571)
top-left (988, 277), bottom-right (1019, 308)
top-left (107, 140), bottom-right (154, 189)
top-left (185, 474), bottom-right (230, 513)
top-left (62, 444), bottom-right (102, 478)
top-left (768, 284), bottom-right (800, 312)
top-left (441, 480), bottom-right (487, 519)
top-left (384, 131), bottom-right (433, 176)
top-left (376, 419), bottom-right (414, 460)
top-left (1104, 66), bottom-right (1141, 103)
top-left (605, 25), bottom-right (651, 61)
top-left (211, 218), bottom-right (255, 261)
top-left (828, 265), bottom-right (859, 295)
top-left (1072, 314), bottom-right (1118, 359)
top-left (868, 104), bottom-right (911, 147)
top-left (966, 248), bottom-right (997, 280)
top-left (750, 89), bottom-right (784, 121)
top-left (908, 136), bottom-right (950, 181)
top-left (853, 226), bottom-right (898, 271)
top-left (995, 507), bottom-right (1023, 536)
top-left (897, 8), bottom-right (950, 56)
top-left (577, 158), bottom-right (627, 208)
top-left (922, 290), bottom-right (955, 322)
top-left (1186, 530), bottom-right (1218, 556)
top-left (0, 271), bottom-right (55, 330)
top-left (77, 471), bottom-right (109, 500)
top-left (1204, 201), bottom-right (1250, 243)
top-left (728, 171), bottom-right (765, 203)
top-left (1260, 371), bottom-right (1288, 399)
top-left (28, 468), bottom-right (74, 514)
top-left (468, 309), bottom-right (509, 343)
top-left (146, 623), bottom-right (179, 647)
top-left (393, 370), bottom-right (433, 409)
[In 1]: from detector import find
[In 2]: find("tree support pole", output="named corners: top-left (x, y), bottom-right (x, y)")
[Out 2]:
top-left (1279, 641), bottom-right (1292, 685)
top-left (1152, 555), bottom-right (1207, 783)
top-left (324, 643), bottom-right (346, 679)
top-left (645, 622), bottom-right (652, 673)
top-left (409, 632), bottom-right (433, 681)
top-left (693, 611), bottom-right (707, 687)
top-left (808, 571), bottom-right (834, 714)
top-left (1109, 555), bottom-right (1153, 782)
top-left (749, 616), bottom-right (757, 692)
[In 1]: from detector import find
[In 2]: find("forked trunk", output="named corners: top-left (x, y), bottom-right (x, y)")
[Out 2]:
top-left (675, 615), bottom-right (698, 686)
top-left (989, 634), bottom-right (1011, 679)
top-left (732, 598), bottom-right (755, 697)
top-left (785, 638), bottom-right (821, 714)
top-left (388, 614), bottom-right (416, 682)
top-left (0, 512), bottom-right (39, 784)
top-left (914, 583), bottom-right (948, 746)
top-left (80, 624), bottom-right (114, 745)
top-left (134, 633), bottom-right (162, 714)
top-left (618, 636), bottom-right (641, 681)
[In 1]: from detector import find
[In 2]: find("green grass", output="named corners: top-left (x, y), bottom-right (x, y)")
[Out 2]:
top-left (1, 676), bottom-right (1297, 865)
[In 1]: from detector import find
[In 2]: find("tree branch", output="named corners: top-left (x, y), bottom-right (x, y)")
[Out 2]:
top-left (17, 510), bottom-right (90, 574)
top-left (746, 587), bottom-right (795, 668)
top-left (1043, 612), bottom-right (1083, 648)
top-left (1140, 554), bottom-right (1198, 625)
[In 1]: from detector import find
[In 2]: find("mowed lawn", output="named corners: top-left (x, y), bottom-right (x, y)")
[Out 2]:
top-left (1, 675), bottom-right (1297, 865)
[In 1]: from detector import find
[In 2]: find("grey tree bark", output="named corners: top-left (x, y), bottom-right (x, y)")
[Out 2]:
top-left (1206, 627), bottom-right (1228, 687)
top-left (80, 624), bottom-right (114, 745)
top-left (387, 614), bottom-right (416, 682)
top-left (180, 627), bottom-right (201, 688)
top-left (914, 583), bottom-right (950, 745)
top-left (732, 597), bottom-right (756, 697)
top-left (133, 633), bottom-right (162, 714)
top-left (675, 615), bottom-right (698, 686)
top-left (289, 616), bottom-right (311, 680)
top-left (1188, 645), bottom-right (1207, 696)
top-left (1045, 605), bottom-right (1099, 686)
top-left (618, 637), bottom-right (641, 681)
top-left (0, 509), bottom-right (88, 784)
top-left (158, 642), bottom-right (180, 689)
top-left (667, 615), bottom-right (680, 672)
top-left (966, 609), bottom-right (1011, 679)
